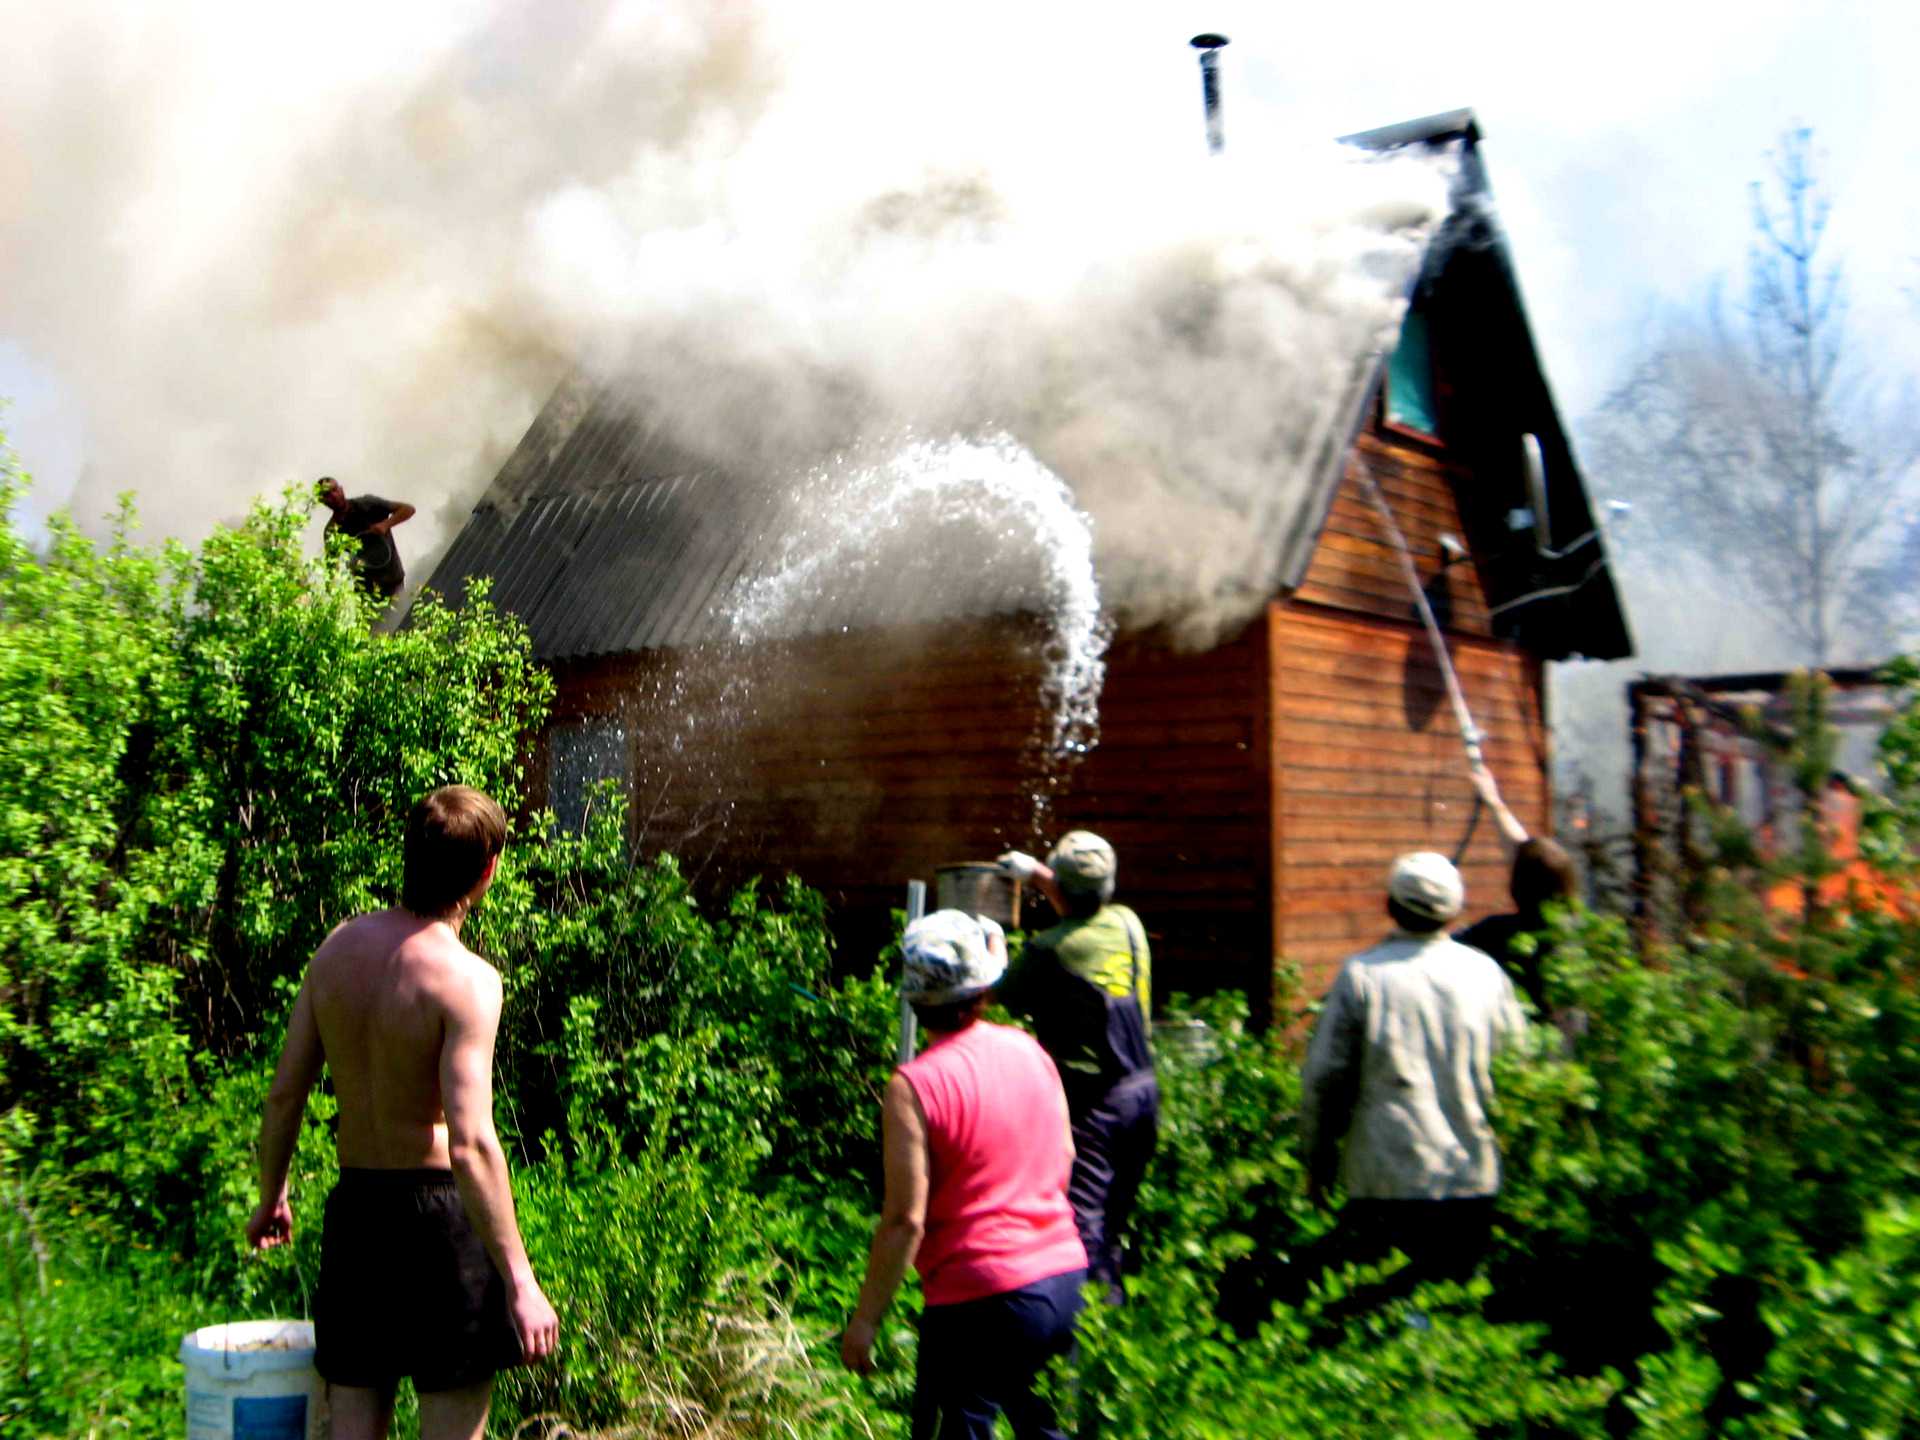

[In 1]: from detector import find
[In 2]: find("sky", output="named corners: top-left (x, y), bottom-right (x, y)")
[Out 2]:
top-left (2, 0), bottom-right (1916, 715)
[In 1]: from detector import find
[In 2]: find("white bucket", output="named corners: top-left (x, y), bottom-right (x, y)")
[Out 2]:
top-left (179, 1319), bottom-right (325, 1440)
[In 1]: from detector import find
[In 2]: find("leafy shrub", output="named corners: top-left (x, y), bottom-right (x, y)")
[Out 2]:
top-left (6, 436), bottom-right (1919, 1438)
top-left (1064, 1260), bottom-right (1615, 1439)
top-left (1057, 991), bottom-right (1617, 1437)
top-left (0, 451), bottom-right (550, 1220)
top-left (474, 794), bottom-right (898, 1186)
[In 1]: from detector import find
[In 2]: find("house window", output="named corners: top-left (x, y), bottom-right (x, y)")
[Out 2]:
top-left (1385, 302), bottom-right (1441, 438)
top-left (550, 718), bottom-right (629, 833)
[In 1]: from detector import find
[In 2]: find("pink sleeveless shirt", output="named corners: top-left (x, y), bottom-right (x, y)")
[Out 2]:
top-left (899, 1020), bottom-right (1087, 1306)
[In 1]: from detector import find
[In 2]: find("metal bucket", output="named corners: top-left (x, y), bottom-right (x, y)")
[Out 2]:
top-left (935, 863), bottom-right (1020, 930)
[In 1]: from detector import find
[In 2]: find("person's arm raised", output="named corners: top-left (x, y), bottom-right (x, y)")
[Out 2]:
top-left (442, 957), bottom-right (559, 1362)
top-left (369, 501), bottom-right (416, 535)
top-left (246, 977), bottom-right (324, 1249)
top-left (998, 850), bottom-right (1068, 917)
top-left (1469, 756), bottom-right (1530, 856)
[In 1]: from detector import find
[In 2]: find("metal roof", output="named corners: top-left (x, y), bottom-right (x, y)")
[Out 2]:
top-left (419, 380), bottom-right (1064, 659)
top-left (416, 109), bottom-right (1632, 663)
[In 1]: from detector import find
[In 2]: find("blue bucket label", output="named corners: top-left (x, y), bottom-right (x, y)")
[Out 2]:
top-left (233, 1394), bottom-right (307, 1440)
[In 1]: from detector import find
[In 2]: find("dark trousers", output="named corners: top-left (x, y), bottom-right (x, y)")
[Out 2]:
top-left (912, 1268), bottom-right (1087, 1440)
top-left (1316, 1196), bottom-right (1496, 1328)
top-left (1340, 1196), bottom-right (1495, 1287)
top-left (1067, 1074), bottom-right (1159, 1303)
top-left (1219, 1194), bottom-right (1495, 1335)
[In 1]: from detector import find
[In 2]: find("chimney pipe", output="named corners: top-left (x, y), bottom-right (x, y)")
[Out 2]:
top-left (1190, 33), bottom-right (1230, 154)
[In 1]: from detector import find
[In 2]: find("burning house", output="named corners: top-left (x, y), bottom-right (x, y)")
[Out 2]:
top-left (417, 109), bottom-right (1631, 1019)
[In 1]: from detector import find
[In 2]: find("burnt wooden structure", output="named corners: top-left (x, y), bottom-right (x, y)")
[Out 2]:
top-left (420, 111), bottom-right (1630, 1019)
top-left (1626, 669), bottom-right (1896, 941)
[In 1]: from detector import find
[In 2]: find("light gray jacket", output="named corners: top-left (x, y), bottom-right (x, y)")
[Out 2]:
top-left (1300, 930), bottom-right (1526, 1200)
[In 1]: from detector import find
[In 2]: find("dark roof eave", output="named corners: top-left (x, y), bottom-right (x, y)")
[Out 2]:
top-left (1340, 108), bottom-right (1480, 153)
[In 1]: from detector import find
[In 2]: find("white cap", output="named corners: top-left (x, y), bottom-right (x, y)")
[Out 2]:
top-left (901, 910), bottom-right (1008, 1004)
top-left (1387, 851), bottom-right (1465, 922)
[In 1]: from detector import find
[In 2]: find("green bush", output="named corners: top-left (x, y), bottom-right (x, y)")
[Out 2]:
top-left (5, 434), bottom-right (1919, 1438)
top-left (0, 449), bottom-right (549, 1219)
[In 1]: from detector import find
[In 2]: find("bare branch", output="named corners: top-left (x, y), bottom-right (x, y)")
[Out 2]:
top-left (1584, 127), bottom-right (1919, 667)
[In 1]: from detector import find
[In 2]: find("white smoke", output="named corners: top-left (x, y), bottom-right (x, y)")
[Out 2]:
top-left (1, 1), bottom-right (1451, 644)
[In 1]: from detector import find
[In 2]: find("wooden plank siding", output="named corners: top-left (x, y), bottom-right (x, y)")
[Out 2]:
top-left (1269, 602), bottom-right (1548, 1000)
top-left (1272, 429), bottom-right (1551, 999)
top-left (540, 616), bottom-right (1273, 1015)
top-left (527, 424), bottom-right (1553, 1025)
top-left (1050, 621), bottom-right (1272, 1020)
top-left (1294, 436), bottom-right (1496, 637)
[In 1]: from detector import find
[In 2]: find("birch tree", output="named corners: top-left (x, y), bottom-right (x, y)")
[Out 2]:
top-left (1583, 128), bottom-right (1917, 666)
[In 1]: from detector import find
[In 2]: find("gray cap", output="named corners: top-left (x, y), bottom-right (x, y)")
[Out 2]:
top-left (1048, 830), bottom-right (1116, 895)
top-left (1387, 851), bottom-right (1464, 922)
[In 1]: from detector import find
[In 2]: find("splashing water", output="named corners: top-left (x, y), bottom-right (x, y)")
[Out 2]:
top-left (728, 433), bottom-right (1111, 779)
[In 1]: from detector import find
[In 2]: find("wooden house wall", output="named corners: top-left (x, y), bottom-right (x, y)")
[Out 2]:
top-left (1268, 604), bottom-right (1548, 997)
top-left (545, 622), bottom-right (1040, 960)
top-left (1272, 433), bottom-right (1550, 1000)
top-left (1295, 434), bottom-right (1495, 632)
top-left (1051, 620), bottom-right (1272, 1019)
top-left (540, 615), bottom-right (1271, 1003)
top-left (534, 429), bottom-right (1554, 1019)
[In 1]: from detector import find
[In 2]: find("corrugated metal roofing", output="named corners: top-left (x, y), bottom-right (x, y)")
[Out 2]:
top-left (420, 383), bottom-right (1066, 660)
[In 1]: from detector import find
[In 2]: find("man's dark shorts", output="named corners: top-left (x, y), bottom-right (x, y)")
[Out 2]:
top-left (315, 1169), bottom-right (521, 1393)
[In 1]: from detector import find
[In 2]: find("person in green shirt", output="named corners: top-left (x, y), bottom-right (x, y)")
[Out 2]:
top-left (997, 832), bottom-right (1157, 1304)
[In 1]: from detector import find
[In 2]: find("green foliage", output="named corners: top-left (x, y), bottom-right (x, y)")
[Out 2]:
top-left (0, 1189), bottom-right (205, 1439)
top-left (1729, 1201), bottom-right (1920, 1439)
top-left (471, 789), bottom-right (899, 1183)
top-left (1058, 993), bottom-right (1615, 1438)
top-left (4, 429), bottom-right (1918, 1437)
top-left (1064, 1262), bottom-right (1614, 1439)
top-left (0, 446), bottom-right (550, 1216)
top-left (1137, 989), bottom-right (1313, 1266)
top-left (1488, 687), bottom-right (1920, 1424)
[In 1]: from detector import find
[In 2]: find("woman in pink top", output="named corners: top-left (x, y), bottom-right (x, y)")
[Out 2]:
top-left (841, 910), bottom-right (1088, 1439)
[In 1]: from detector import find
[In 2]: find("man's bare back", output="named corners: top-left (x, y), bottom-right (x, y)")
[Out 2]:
top-left (246, 786), bottom-right (556, 1440)
top-left (306, 909), bottom-right (495, 1171)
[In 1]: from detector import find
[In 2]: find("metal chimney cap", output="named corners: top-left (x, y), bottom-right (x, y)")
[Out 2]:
top-left (1190, 32), bottom-right (1230, 49)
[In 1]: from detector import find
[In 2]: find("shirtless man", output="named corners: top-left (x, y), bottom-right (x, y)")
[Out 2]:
top-left (246, 785), bottom-right (558, 1440)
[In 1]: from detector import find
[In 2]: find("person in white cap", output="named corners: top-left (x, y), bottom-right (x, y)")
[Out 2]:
top-left (1298, 851), bottom-right (1526, 1300)
top-left (841, 910), bottom-right (1088, 1440)
top-left (997, 831), bottom-right (1157, 1305)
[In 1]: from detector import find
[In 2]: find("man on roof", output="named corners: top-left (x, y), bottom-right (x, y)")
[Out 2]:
top-left (318, 476), bottom-right (415, 602)
top-left (997, 831), bottom-right (1158, 1305)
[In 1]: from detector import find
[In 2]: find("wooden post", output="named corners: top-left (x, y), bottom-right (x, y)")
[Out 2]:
top-left (1675, 695), bottom-right (1712, 931)
top-left (897, 879), bottom-right (926, 1064)
top-left (1630, 680), bottom-right (1661, 950)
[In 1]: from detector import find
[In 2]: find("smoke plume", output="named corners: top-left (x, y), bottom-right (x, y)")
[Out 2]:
top-left (2, 1), bottom-right (1451, 646)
